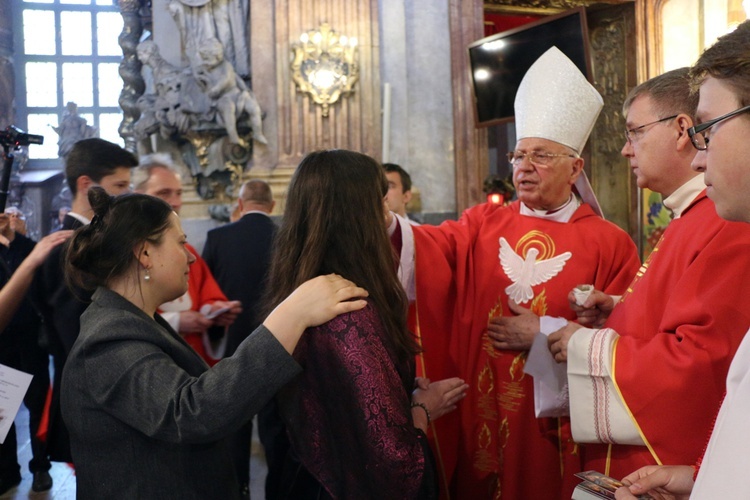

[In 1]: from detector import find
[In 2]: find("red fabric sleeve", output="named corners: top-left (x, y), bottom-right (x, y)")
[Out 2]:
top-left (186, 243), bottom-right (228, 308)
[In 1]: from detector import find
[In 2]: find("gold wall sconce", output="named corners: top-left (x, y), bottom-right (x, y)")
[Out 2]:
top-left (291, 23), bottom-right (359, 117)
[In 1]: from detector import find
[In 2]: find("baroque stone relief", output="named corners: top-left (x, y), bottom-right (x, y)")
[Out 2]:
top-left (120, 0), bottom-right (266, 204)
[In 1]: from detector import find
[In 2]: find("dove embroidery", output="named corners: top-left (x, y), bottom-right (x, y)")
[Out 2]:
top-left (499, 237), bottom-right (572, 304)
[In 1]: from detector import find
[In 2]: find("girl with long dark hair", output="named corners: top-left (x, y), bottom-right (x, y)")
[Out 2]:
top-left (266, 150), bottom-right (467, 499)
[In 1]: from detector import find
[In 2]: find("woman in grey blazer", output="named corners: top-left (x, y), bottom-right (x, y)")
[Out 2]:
top-left (60, 187), bottom-right (368, 499)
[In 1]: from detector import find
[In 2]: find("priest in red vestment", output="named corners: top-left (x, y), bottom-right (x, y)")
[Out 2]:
top-left (549, 68), bottom-right (750, 481)
top-left (392, 47), bottom-right (640, 499)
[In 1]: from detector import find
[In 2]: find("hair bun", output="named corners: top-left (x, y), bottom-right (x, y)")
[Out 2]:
top-left (88, 186), bottom-right (114, 219)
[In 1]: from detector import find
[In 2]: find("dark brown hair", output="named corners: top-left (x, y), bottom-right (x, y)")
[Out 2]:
top-left (623, 67), bottom-right (698, 120)
top-left (65, 138), bottom-right (138, 195)
top-left (264, 150), bottom-right (419, 362)
top-left (65, 186), bottom-right (173, 291)
top-left (691, 20), bottom-right (750, 107)
top-left (383, 163), bottom-right (412, 193)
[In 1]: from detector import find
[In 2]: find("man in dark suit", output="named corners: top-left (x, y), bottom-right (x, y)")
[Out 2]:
top-left (33, 138), bottom-right (137, 470)
top-left (202, 179), bottom-right (280, 499)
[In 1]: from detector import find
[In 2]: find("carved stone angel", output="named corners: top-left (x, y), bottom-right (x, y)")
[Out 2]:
top-left (191, 38), bottom-right (267, 146)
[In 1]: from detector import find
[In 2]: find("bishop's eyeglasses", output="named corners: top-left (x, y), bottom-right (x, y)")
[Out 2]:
top-left (507, 151), bottom-right (577, 167)
top-left (688, 104), bottom-right (750, 151)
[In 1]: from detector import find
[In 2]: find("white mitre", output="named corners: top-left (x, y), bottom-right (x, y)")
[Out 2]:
top-left (514, 46), bottom-right (603, 154)
top-left (514, 46), bottom-right (605, 216)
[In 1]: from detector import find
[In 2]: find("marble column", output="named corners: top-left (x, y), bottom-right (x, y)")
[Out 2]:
top-left (379, 0), bottom-right (457, 220)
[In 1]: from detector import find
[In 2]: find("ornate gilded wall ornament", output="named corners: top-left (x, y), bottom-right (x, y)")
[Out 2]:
top-left (484, 0), bottom-right (592, 15)
top-left (290, 23), bottom-right (359, 117)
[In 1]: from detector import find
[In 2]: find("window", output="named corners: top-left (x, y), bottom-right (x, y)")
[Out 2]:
top-left (14, 0), bottom-right (124, 164)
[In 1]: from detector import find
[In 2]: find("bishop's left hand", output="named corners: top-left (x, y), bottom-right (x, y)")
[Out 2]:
top-left (487, 300), bottom-right (540, 351)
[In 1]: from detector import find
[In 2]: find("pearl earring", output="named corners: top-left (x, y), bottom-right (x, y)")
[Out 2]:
top-left (144, 269), bottom-right (151, 282)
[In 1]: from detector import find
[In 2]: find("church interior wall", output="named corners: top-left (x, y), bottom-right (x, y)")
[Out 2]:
top-left (0, 0), bottom-right (747, 246)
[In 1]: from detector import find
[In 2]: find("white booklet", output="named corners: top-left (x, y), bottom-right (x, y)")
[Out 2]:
top-left (0, 364), bottom-right (33, 443)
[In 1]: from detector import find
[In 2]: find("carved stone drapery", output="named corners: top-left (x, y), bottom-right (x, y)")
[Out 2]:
top-left (117, 0), bottom-right (269, 210)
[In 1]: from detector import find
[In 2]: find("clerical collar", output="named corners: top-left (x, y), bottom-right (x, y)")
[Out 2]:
top-left (67, 211), bottom-right (91, 226)
top-left (241, 210), bottom-right (271, 218)
top-left (662, 174), bottom-right (706, 219)
top-left (519, 195), bottom-right (581, 222)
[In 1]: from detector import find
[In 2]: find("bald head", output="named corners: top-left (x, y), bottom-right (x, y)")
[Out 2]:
top-left (239, 179), bottom-right (274, 215)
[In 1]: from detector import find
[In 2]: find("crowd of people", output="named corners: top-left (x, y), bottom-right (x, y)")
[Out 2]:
top-left (0, 18), bottom-right (749, 500)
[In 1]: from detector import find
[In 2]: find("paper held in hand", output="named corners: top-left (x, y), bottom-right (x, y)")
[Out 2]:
top-left (200, 304), bottom-right (231, 320)
top-left (0, 364), bottom-right (33, 444)
top-left (524, 316), bottom-right (569, 417)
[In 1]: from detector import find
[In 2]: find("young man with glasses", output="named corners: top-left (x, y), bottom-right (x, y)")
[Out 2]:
top-left (548, 66), bottom-right (750, 482)
top-left (389, 47), bottom-right (640, 499)
top-left (614, 19), bottom-right (750, 500)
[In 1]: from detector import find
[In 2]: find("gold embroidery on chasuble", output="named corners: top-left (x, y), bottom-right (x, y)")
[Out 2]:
top-left (474, 230), bottom-right (572, 483)
top-left (474, 423), bottom-right (498, 473)
top-left (477, 363), bottom-right (497, 421)
top-left (530, 288), bottom-right (549, 316)
top-left (497, 352), bottom-right (527, 414)
top-left (483, 299), bottom-right (504, 358)
top-left (620, 232), bottom-right (665, 303)
top-left (475, 361), bottom-right (501, 475)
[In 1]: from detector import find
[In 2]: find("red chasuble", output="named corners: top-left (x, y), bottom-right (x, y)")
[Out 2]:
top-left (583, 192), bottom-right (750, 479)
top-left (411, 201), bottom-right (639, 500)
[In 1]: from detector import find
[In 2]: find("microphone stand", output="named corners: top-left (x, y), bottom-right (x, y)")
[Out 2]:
top-left (0, 142), bottom-right (13, 212)
top-left (0, 143), bottom-right (14, 282)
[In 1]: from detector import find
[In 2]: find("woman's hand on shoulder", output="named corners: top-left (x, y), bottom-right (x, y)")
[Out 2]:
top-left (288, 274), bottom-right (369, 328)
top-left (28, 230), bottom-right (74, 267)
top-left (263, 274), bottom-right (368, 354)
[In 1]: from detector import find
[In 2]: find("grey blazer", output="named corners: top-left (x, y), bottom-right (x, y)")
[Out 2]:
top-left (61, 287), bottom-right (300, 499)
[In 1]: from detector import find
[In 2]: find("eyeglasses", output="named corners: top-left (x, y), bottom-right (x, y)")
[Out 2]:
top-left (624, 115), bottom-right (678, 143)
top-left (688, 104), bottom-right (750, 151)
top-left (507, 151), bottom-right (577, 166)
